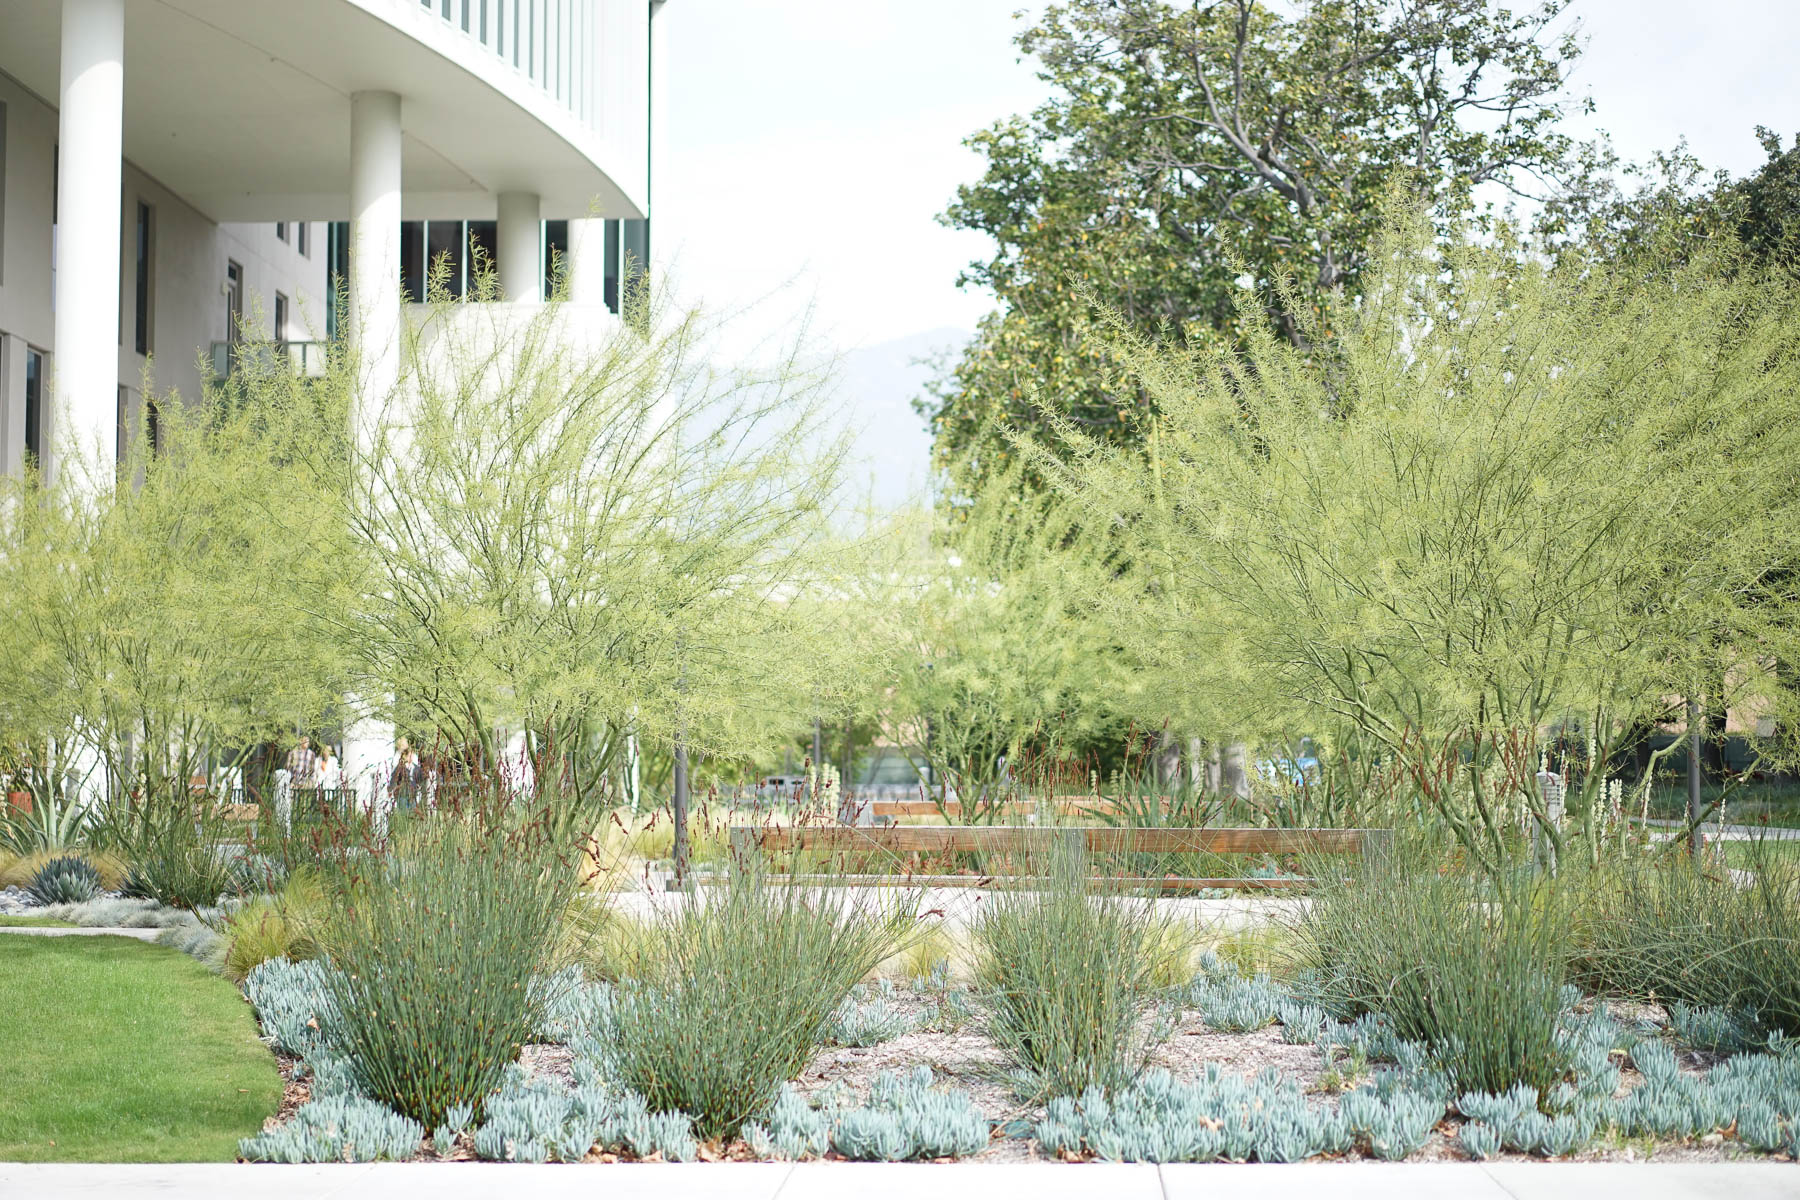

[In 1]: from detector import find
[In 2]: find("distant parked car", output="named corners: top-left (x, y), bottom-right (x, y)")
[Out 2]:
top-left (1256, 741), bottom-right (1321, 787)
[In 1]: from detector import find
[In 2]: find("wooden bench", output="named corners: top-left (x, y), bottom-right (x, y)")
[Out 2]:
top-left (724, 825), bottom-right (1389, 892)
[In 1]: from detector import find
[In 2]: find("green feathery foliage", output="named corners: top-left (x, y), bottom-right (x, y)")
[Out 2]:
top-left (1023, 203), bottom-right (1800, 867)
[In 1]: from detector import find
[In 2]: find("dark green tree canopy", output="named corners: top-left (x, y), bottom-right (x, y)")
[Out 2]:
top-left (925, 0), bottom-right (1594, 488)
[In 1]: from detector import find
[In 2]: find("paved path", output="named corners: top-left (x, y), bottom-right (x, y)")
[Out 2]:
top-left (0, 925), bottom-right (161, 940)
top-left (1639, 819), bottom-right (1800, 842)
top-left (1, 1161), bottom-right (1793, 1199)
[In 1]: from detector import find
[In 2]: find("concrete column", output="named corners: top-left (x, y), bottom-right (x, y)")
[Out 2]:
top-left (344, 89), bottom-right (402, 818)
top-left (50, 0), bottom-right (125, 494)
top-left (496, 191), bottom-right (541, 302)
top-left (347, 90), bottom-right (402, 431)
top-left (0, 334), bottom-right (23, 477)
top-left (565, 217), bottom-right (605, 305)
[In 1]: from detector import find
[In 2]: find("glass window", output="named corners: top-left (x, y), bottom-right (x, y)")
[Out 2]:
top-left (274, 292), bottom-right (288, 342)
top-left (543, 219), bottom-right (568, 300)
top-left (400, 220), bottom-right (425, 303)
top-left (467, 220), bottom-right (497, 289)
top-left (0, 101), bottom-right (8, 285)
top-left (426, 220), bottom-right (466, 299)
top-left (134, 201), bottom-right (152, 355)
top-left (24, 348), bottom-right (43, 466)
top-left (276, 221), bottom-right (288, 243)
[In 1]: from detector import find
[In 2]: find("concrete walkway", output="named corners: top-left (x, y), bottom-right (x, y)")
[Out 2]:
top-left (0, 924), bottom-right (161, 940)
top-left (0, 1161), bottom-right (1793, 1199)
top-left (1639, 819), bottom-right (1800, 842)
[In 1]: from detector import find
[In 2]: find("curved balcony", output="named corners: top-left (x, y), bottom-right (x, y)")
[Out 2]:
top-left (0, 0), bottom-right (650, 223)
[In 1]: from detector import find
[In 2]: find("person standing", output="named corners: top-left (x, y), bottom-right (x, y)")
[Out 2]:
top-left (390, 745), bottom-right (424, 810)
top-left (286, 736), bottom-right (319, 787)
top-left (316, 744), bottom-right (342, 792)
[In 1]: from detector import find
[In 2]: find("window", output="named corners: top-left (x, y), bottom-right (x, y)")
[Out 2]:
top-left (116, 386), bottom-right (129, 463)
top-left (274, 292), bottom-right (288, 343)
top-left (602, 218), bottom-right (620, 313)
top-left (326, 221), bottom-right (349, 341)
top-left (467, 220), bottom-right (497, 287)
top-left (0, 101), bottom-right (8, 285)
top-left (134, 201), bottom-right (153, 356)
top-left (146, 399), bottom-right (159, 454)
top-left (225, 260), bottom-right (243, 347)
top-left (276, 221), bottom-right (288, 243)
top-left (400, 220), bottom-right (425, 303)
top-left (297, 221), bottom-right (310, 258)
top-left (543, 219), bottom-right (568, 300)
top-left (23, 347), bottom-right (43, 466)
top-left (426, 220), bottom-right (466, 299)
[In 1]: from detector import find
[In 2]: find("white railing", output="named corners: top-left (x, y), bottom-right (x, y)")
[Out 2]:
top-left (420, 0), bottom-right (605, 134)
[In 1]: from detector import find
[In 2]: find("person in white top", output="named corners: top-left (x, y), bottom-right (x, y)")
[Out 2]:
top-left (316, 745), bottom-right (343, 791)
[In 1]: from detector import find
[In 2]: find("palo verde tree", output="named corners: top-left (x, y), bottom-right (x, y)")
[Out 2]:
top-left (928, 0), bottom-right (1598, 490)
top-left (260, 274), bottom-right (866, 806)
top-left (0, 373), bottom-right (348, 812)
top-left (1023, 203), bottom-right (1800, 869)
top-left (867, 470), bottom-right (1142, 819)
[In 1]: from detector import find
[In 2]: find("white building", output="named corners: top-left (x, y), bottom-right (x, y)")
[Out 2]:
top-left (0, 0), bottom-right (664, 486)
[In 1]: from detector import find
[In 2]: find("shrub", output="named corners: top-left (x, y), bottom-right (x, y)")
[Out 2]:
top-left (0, 847), bottom-right (128, 891)
top-left (1296, 860), bottom-right (1572, 1095)
top-left (26, 853), bottom-right (102, 905)
top-left (971, 847), bottom-right (1178, 1099)
top-left (603, 864), bottom-right (911, 1140)
top-left (1573, 844), bottom-right (1800, 1038)
top-left (223, 870), bottom-right (330, 982)
top-left (321, 816), bottom-right (577, 1128)
top-left (117, 802), bottom-right (243, 909)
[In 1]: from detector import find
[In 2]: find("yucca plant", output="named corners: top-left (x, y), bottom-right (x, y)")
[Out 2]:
top-left (606, 860), bottom-right (913, 1139)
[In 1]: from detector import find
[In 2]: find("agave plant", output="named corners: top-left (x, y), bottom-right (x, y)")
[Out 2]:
top-left (27, 854), bottom-right (102, 905)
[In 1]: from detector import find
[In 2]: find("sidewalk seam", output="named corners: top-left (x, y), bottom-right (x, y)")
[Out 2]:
top-left (1480, 1163), bottom-right (1525, 1200)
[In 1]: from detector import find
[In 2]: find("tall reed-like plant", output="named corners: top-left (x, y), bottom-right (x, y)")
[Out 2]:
top-left (1297, 856), bottom-right (1571, 1095)
top-left (1573, 841), bottom-right (1800, 1037)
top-left (322, 811), bottom-right (577, 1127)
top-left (605, 863), bottom-right (911, 1139)
top-left (971, 844), bottom-right (1178, 1099)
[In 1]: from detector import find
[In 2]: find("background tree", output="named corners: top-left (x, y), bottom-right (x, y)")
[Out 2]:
top-left (1025, 205), bottom-right (1800, 868)
top-left (867, 472), bottom-right (1142, 819)
top-left (926, 0), bottom-right (1594, 490)
top-left (0, 378), bottom-right (347, 813)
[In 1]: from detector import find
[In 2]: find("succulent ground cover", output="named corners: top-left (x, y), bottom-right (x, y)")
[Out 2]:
top-left (236, 930), bottom-right (1800, 1165)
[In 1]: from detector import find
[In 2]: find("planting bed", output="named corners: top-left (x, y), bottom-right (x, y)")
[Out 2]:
top-left (236, 943), bottom-right (1800, 1167)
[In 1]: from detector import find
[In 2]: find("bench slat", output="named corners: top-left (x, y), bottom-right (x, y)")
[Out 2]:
top-left (730, 825), bottom-right (1377, 855)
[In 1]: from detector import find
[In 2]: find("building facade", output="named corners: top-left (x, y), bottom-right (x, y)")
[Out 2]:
top-left (0, 0), bottom-right (663, 484)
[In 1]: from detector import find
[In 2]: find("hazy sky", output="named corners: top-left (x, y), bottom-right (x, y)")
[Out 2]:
top-left (656, 1), bottom-right (1800, 356)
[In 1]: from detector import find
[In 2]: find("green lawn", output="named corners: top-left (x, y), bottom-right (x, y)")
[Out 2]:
top-left (0, 916), bottom-right (77, 927)
top-left (0, 935), bottom-right (281, 1161)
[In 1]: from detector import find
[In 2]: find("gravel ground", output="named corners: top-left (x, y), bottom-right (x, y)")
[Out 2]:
top-left (255, 985), bottom-right (1784, 1165)
top-left (0, 885), bottom-right (44, 914)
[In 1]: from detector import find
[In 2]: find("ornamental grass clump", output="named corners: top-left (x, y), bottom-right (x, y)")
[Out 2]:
top-left (1573, 842), bottom-right (1800, 1039)
top-left (604, 862), bottom-right (912, 1140)
top-left (971, 843), bottom-right (1178, 1100)
top-left (321, 811), bottom-right (578, 1128)
top-left (1297, 856), bottom-right (1572, 1096)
